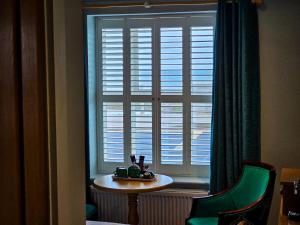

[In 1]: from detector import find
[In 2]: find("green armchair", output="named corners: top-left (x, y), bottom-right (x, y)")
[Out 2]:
top-left (186, 161), bottom-right (276, 225)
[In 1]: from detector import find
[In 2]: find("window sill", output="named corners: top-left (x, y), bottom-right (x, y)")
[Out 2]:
top-left (170, 176), bottom-right (209, 189)
top-left (92, 173), bottom-right (209, 190)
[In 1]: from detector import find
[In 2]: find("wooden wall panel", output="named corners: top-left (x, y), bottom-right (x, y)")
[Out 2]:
top-left (1, 0), bottom-right (56, 224)
top-left (20, 0), bottom-right (50, 224)
top-left (0, 0), bottom-right (24, 225)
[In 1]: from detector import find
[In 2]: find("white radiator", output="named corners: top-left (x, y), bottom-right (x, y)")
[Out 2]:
top-left (91, 187), bottom-right (208, 225)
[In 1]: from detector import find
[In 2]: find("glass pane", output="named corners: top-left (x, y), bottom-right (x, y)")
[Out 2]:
top-left (131, 102), bottom-right (152, 163)
top-left (191, 103), bottom-right (212, 165)
top-left (161, 103), bottom-right (183, 165)
top-left (191, 26), bottom-right (214, 95)
top-left (102, 28), bottom-right (123, 95)
top-left (131, 28), bottom-right (152, 95)
top-left (103, 102), bottom-right (124, 162)
top-left (160, 27), bottom-right (183, 95)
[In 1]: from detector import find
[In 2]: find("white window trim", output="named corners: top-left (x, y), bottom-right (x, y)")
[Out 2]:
top-left (86, 11), bottom-right (216, 178)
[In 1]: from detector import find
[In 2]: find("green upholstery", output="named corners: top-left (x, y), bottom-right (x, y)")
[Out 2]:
top-left (186, 217), bottom-right (218, 225)
top-left (86, 204), bottom-right (97, 219)
top-left (229, 165), bottom-right (269, 209)
top-left (190, 192), bottom-right (235, 217)
top-left (186, 162), bottom-right (275, 225)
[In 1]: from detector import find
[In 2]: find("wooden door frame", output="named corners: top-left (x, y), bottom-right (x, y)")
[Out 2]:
top-left (0, 1), bottom-right (24, 224)
top-left (1, 0), bottom-right (56, 224)
top-left (20, 0), bottom-right (56, 224)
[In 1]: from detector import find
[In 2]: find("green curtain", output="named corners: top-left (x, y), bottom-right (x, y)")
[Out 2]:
top-left (210, 0), bottom-right (260, 194)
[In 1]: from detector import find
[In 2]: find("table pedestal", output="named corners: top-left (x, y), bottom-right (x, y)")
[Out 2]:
top-left (128, 193), bottom-right (139, 225)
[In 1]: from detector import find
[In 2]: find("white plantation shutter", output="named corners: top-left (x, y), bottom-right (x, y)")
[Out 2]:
top-left (131, 102), bottom-right (153, 164)
top-left (160, 27), bottom-right (183, 95)
top-left (191, 103), bottom-right (212, 165)
top-left (191, 26), bottom-right (214, 95)
top-left (102, 28), bottom-right (123, 95)
top-left (95, 14), bottom-right (215, 175)
top-left (189, 24), bottom-right (214, 167)
top-left (103, 102), bottom-right (124, 162)
top-left (161, 103), bottom-right (183, 165)
top-left (130, 28), bottom-right (152, 95)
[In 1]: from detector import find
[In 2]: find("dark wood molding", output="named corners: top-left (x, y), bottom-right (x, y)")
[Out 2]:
top-left (20, 0), bottom-right (50, 224)
top-left (45, 0), bottom-right (58, 223)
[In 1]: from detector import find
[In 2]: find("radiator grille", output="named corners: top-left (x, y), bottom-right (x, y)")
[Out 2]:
top-left (91, 187), bottom-right (207, 225)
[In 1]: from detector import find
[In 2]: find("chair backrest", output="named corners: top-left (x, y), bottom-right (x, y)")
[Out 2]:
top-left (229, 163), bottom-right (272, 209)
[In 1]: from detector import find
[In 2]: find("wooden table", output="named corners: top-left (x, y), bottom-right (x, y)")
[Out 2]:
top-left (93, 174), bottom-right (173, 225)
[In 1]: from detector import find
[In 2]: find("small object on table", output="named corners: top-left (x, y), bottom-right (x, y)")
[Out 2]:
top-left (138, 155), bottom-right (145, 173)
top-left (114, 167), bottom-right (128, 178)
top-left (143, 172), bottom-right (151, 179)
top-left (128, 163), bottom-right (140, 178)
top-left (130, 154), bottom-right (136, 164)
top-left (142, 171), bottom-right (155, 179)
top-left (128, 154), bottom-right (141, 178)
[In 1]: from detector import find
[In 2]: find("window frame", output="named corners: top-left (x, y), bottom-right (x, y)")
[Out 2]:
top-left (84, 8), bottom-right (216, 178)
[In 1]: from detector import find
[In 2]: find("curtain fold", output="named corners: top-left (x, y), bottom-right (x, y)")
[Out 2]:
top-left (210, 0), bottom-right (260, 194)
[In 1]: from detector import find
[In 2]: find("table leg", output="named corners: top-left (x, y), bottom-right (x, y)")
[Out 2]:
top-left (128, 193), bottom-right (139, 225)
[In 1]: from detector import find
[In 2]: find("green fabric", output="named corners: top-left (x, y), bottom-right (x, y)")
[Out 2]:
top-left (192, 165), bottom-right (269, 218)
top-left (187, 217), bottom-right (218, 225)
top-left (192, 192), bottom-right (235, 217)
top-left (229, 165), bottom-right (269, 208)
top-left (86, 204), bottom-right (97, 219)
top-left (210, 0), bottom-right (260, 194)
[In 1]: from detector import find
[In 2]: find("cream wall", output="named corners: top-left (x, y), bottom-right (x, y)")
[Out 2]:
top-left (259, 0), bottom-right (300, 224)
top-left (53, 0), bottom-right (86, 224)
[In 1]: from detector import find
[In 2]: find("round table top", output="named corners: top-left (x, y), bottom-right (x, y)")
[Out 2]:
top-left (93, 174), bottom-right (173, 193)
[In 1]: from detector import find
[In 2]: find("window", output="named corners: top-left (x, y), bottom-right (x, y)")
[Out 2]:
top-left (87, 12), bottom-right (215, 177)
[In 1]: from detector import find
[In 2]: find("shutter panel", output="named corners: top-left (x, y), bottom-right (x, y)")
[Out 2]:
top-left (131, 102), bottom-right (153, 163)
top-left (191, 26), bottom-right (214, 95)
top-left (161, 103), bottom-right (183, 165)
top-left (103, 102), bottom-right (124, 162)
top-left (191, 103), bottom-right (212, 165)
top-left (160, 27), bottom-right (183, 95)
top-left (130, 28), bottom-right (152, 95)
top-left (102, 28), bottom-right (123, 95)
top-left (96, 15), bottom-right (215, 173)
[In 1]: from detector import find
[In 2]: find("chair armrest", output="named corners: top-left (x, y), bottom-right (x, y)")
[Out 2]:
top-left (218, 197), bottom-right (270, 224)
top-left (188, 191), bottom-right (235, 218)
